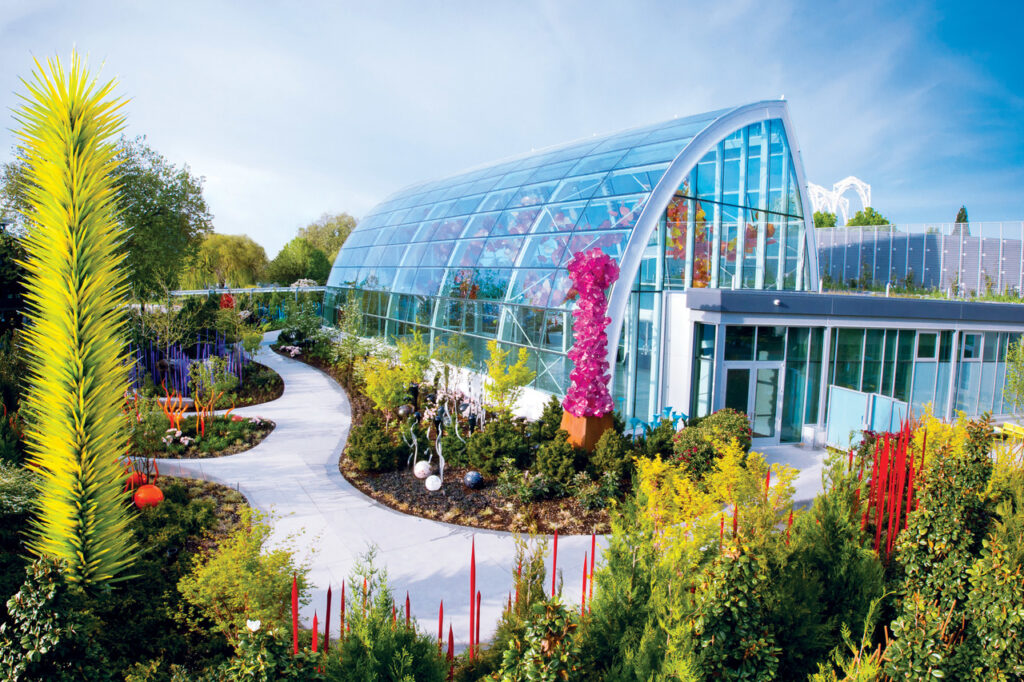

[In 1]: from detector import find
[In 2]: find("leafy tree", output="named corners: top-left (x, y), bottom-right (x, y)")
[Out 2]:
top-left (3, 136), bottom-right (212, 302)
top-left (814, 210), bottom-right (837, 227)
top-left (116, 136), bottom-right (213, 301)
top-left (0, 230), bottom-right (26, 332)
top-left (185, 233), bottom-right (268, 287)
top-left (359, 357), bottom-right (408, 424)
top-left (484, 340), bottom-right (536, 414)
top-left (266, 237), bottom-right (331, 285)
top-left (956, 205), bottom-right (969, 224)
top-left (396, 329), bottom-right (431, 387)
top-left (846, 207), bottom-right (890, 226)
top-left (16, 52), bottom-right (138, 585)
top-left (297, 211), bottom-right (356, 263)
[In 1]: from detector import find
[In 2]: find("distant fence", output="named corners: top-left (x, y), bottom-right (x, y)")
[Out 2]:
top-left (170, 286), bottom-right (326, 296)
top-left (816, 222), bottom-right (1024, 294)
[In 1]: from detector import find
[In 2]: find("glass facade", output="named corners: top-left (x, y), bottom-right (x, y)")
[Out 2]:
top-left (326, 102), bottom-right (816, 421)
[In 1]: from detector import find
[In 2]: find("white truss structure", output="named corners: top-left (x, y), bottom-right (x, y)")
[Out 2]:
top-left (808, 176), bottom-right (871, 225)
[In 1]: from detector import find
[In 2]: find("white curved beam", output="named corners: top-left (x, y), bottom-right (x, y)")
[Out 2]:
top-left (603, 100), bottom-right (818, 371)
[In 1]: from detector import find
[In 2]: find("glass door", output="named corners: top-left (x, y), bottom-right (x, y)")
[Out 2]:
top-left (722, 362), bottom-right (784, 444)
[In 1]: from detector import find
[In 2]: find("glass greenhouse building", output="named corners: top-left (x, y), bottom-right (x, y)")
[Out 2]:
top-left (326, 100), bottom-right (1024, 447)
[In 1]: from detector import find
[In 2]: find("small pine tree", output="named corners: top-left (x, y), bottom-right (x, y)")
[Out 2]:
top-left (535, 430), bottom-right (579, 491)
top-left (484, 340), bottom-right (536, 415)
top-left (955, 205), bottom-right (969, 225)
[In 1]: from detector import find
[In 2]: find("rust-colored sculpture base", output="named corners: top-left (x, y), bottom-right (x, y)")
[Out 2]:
top-left (560, 411), bottom-right (615, 452)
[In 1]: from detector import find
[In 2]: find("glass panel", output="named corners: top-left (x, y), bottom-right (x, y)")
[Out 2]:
top-left (665, 197), bottom-right (689, 288)
top-left (725, 368), bottom-right (750, 413)
top-left (983, 332), bottom-right (998, 362)
top-left (530, 201), bottom-right (587, 234)
top-left (956, 362), bottom-right (981, 414)
top-left (894, 330), bottom-right (915, 402)
top-left (935, 331), bottom-right (953, 417)
top-left (518, 234), bottom-right (570, 268)
top-left (446, 195), bottom-right (484, 217)
top-left (597, 163), bottom-right (668, 197)
top-left (559, 231), bottom-right (629, 265)
top-left (882, 330), bottom-right (897, 396)
top-left (782, 328), bottom-right (809, 442)
top-left (692, 213), bottom-right (713, 288)
top-left (979, 362), bottom-right (996, 414)
top-left (834, 328), bottom-right (865, 390)
top-left (475, 270), bottom-right (513, 301)
top-left (691, 323), bottom-right (716, 419)
top-left (419, 241), bottom-right (455, 267)
top-left (725, 325), bottom-right (755, 361)
top-left (756, 326), bottom-right (785, 361)
top-left (962, 333), bottom-right (981, 359)
top-left (546, 271), bottom-right (574, 308)
top-left (806, 327), bottom-right (824, 423)
top-left (575, 196), bottom-right (645, 232)
top-left (478, 189), bottom-right (516, 213)
top-left (461, 212), bottom-right (498, 239)
top-left (570, 150), bottom-right (627, 175)
top-left (506, 269), bottom-right (559, 307)
top-left (477, 237), bottom-right (522, 268)
top-left (917, 332), bottom-right (938, 359)
top-left (614, 140), bottom-right (684, 168)
top-left (862, 329), bottom-right (885, 394)
top-left (741, 208), bottom-right (759, 288)
top-left (489, 207), bottom-right (541, 237)
top-left (510, 182), bottom-right (557, 209)
top-left (911, 361), bottom-right (936, 414)
top-left (550, 172), bottom-right (607, 203)
top-left (752, 368), bottom-right (779, 438)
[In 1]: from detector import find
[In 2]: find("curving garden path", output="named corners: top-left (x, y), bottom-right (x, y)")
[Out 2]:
top-left (153, 331), bottom-right (600, 646)
top-left (154, 331), bottom-right (825, 645)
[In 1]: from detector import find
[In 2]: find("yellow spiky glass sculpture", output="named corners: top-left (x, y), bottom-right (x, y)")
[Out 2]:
top-left (14, 52), bottom-right (138, 585)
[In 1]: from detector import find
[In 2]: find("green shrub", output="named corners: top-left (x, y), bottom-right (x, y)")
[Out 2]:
top-left (325, 549), bottom-right (446, 681)
top-left (0, 461), bottom-right (35, 606)
top-left (347, 412), bottom-right (404, 472)
top-left (571, 471), bottom-right (620, 511)
top-left (216, 623), bottom-right (326, 682)
top-left (438, 429), bottom-right (469, 467)
top-left (0, 559), bottom-right (112, 681)
top-left (694, 407), bottom-right (753, 453)
top-left (530, 395), bottom-right (564, 444)
top-left (496, 458), bottom-right (556, 505)
top-left (591, 428), bottom-right (634, 486)
top-left (534, 430), bottom-right (579, 493)
top-left (671, 427), bottom-right (717, 480)
top-left (177, 508), bottom-right (310, 646)
top-left (640, 418), bottom-right (676, 459)
top-left (466, 416), bottom-right (531, 475)
top-left (497, 598), bottom-right (581, 681)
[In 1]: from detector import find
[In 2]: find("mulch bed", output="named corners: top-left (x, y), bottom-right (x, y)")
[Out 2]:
top-left (167, 476), bottom-right (250, 554)
top-left (152, 360), bottom-right (284, 412)
top-left (137, 416), bottom-right (276, 459)
top-left (273, 343), bottom-right (610, 535)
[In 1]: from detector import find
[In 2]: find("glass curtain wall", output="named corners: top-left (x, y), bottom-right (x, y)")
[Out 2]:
top-left (662, 120), bottom-right (807, 292)
top-left (822, 326), bottom-right (1017, 418)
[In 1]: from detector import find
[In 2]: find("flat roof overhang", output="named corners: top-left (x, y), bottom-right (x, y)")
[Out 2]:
top-left (678, 289), bottom-right (1024, 326)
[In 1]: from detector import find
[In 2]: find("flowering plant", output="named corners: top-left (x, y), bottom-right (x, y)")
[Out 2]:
top-left (280, 345), bottom-right (302, 357)
top-left (562, 248), bottom-right (619, 417)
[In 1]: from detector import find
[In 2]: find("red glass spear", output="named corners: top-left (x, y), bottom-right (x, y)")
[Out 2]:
top-left (405, 592), bottom-right (411, 628)
top-left (291, 575), bottom-right (299, 655)
top-left (325, 585), bottom-right (332, 652)
top-left (447, 626), bottom-right (454, 682)
top-left (312, 611), bottom-right (318, 653)
top-left (470, 537), bottom-right (476, 659)
top-left (475, 591), bottom-right (481, 648)
top-left (438, 600), bottom-right (444, 652)
top-left (589, 534), bottom-right (596, 610)
top-left (340, 582), bottom-right (346, 641)
top-left (581, 552), bottom-right (588, 617)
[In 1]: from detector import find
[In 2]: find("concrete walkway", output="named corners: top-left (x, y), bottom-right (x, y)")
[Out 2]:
top-left (153, 331), bottom-right (598, 646)
top-left (154, 331), bottom-right (828, 645)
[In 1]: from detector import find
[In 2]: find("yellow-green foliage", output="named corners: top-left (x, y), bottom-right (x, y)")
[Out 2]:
top-left (634, 438), bottom-right (797, 569)
top-left (15, 53), bottom-right (138, 585)
top-left (359, 356), bottom-right (407, 422)
top-left (484, 339), bottom-right (536, 414)
top-left (396, 329), bottom-right (431, 387)
top-left (177, 508), bottom-right (310, 646)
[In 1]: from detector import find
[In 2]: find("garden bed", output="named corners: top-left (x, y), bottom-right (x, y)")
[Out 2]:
top-left (271, 343), bottom-right (611, 534)
top-left (133, 414), bottom-right (275, 459)
top-left (147, 360), bottom-right (284, 410)
top-left (156, 476), bottom-right (251, 553)
top-left (340, 457), bottom-right (610, 534)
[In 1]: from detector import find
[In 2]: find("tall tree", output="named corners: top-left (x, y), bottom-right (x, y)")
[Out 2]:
top-left (267, 236), bottom-right (331, 285)
top-left (183, 233), bottom-right (267, 288)
top-left (1, 136), bottom-right (212, 301)
top-left (955, 205), bottom-right (969, 224)
top-left (16, 52), bottom-right (138, 585)
top-left (813, 211), bottom-right (837, 228)
top-left (297, 211), bottom-right (356, 263)
top-left (846, 207), bottom-right (890, 226)
top-left (116, 136), bottom-right (213, 300)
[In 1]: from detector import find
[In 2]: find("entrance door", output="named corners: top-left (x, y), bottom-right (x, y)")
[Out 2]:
top-left (723, 362), bottom-right (784, 444)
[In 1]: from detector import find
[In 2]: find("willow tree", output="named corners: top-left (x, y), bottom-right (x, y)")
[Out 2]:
top-left (15, 53), bottom-right (137, 585)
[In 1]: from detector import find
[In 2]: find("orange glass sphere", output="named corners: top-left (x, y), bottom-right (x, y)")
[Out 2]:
top-left (133, 484), bottom-right (164, 509)
top-left (124, 471), bottom-right (147, 491)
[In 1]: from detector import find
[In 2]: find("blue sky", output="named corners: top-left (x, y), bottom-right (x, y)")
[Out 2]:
top-left (1, 0), bottom-right (1021, 257)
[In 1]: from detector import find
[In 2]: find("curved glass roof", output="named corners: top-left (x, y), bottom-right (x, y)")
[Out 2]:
top-left (329, 105), bottom-right (735, 304)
